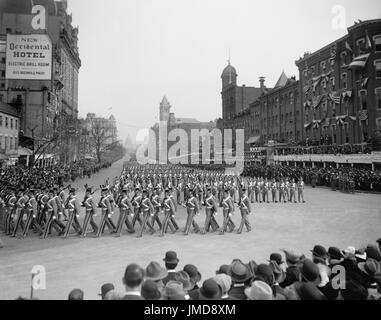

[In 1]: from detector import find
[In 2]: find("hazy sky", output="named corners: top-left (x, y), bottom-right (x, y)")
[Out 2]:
top-left (67, 0), bottom-right (381, 142)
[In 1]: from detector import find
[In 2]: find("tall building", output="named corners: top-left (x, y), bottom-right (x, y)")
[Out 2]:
top-left (295, 19), bottom-right (381, 145)
top-left (0, 0), bottom-right (81, 163)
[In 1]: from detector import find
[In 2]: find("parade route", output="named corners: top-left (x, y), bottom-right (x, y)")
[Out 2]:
top-left (1, 158), bottom-right (380, 300)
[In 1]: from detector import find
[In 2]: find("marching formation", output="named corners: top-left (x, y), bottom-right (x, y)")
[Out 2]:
top-left (0, 164), bottom-right (306, 240)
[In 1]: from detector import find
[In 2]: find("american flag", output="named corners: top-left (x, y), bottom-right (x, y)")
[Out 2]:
top-left (358, 110), bottom-right (368, 121)
top-left (329, 92), bottom-right (342, 105)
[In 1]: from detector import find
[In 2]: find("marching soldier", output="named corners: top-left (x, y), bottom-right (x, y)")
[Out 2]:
top-left (22, 188), bottom-right (44, 238)
top-left (159, 189), bottom-right (177, 237)
top-left (237, 188), bottom-right (252, 234)
top-left (136, 190), bottom-right (155, 238)
top-left (81, 187), bottom-right (99, 237)
top-left (4, 188), bottom-right (17, 235)
top-left (298, 177), bottom-right (306, 203)
top-left (203, 187), bottom-right (219, 234)
top-left (184, 189), bottom-right (200, 236)
top-left (131, 188), bottom-right (143, 229)
top-left (168, 187), bottom-right (180, 232)
top-left (12, 188), bottom-right (28, 237)
top-left (271, 178), bottom-right (278, 203)
top-left (62, 188), bottom-right (83, 238)
top-left (96, 186), bottom-right (117, 237)
top-left (279, 179), bottom-right (287, 203)
top-left (290, 178), bottom-right (297, 203)
top-left (42, 189), bottom-right (65, 239)
top-left (150, 187), bottom-right (163, 231)
top-left (115, 187), bottom-right (135, 237)
top-left (220, 189), bottom-right (236, 235)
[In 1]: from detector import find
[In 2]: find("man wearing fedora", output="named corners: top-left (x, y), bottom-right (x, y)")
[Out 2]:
top-left (175, 271), bottom-right (194, 300)
top-left (145, 261), bottom-right (168, 294)
top-left (213, 274), bottom-right (236, 300)
top-left (183, 264), bottom-right (202, 299)
top-left (141, 280), bottom-right (162, 300)
top-left (311, 245), bottom-right (330, 288)
top-left (244, 280), bottom-right (273, 300)
top-left (99, 283), bottom-right (115, 300)
top-left (237, 188), bottom-right (252, 234)
top-left (279, 249), bottom-right (302, 288)
top-left (162, 251), bottom-right (180, 285)
top-left (121, 264), bottom-right (145, 300)
top-left (162, 281), bottom-right (186, 300)
top-left (228, 261), bottom-right (253, 300)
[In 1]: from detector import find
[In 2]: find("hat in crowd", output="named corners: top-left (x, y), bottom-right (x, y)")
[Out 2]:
top-left (135, 187), bottom-right (140, 191)
top-left (311, 245), bottom-right (328, 259)
top-left (355, 248), bottom-right (367, 261)
top-left (145, 261), bottom-right (168, 281)
top-left (123, 264), bottom-right (144, 285)
top-left (294, 282), bottom-right (326, 300)
top-left (365, 245), bottom-right (381, 262)
top-left (163, 251), bottom-right (179, 264)
top-left (141, 280), bottom-right (161, 300)
top-left (216, 264), bottom-right (230, 275)
top-left (340, 280), bottom-right (369, 300)
top-left (99, 283), bottom-right (114, 298)
top-left (162, 281), bottom-right (186, 300)
top-left (244, 281), bottom-right (273, 300)
top-left (343, 246), bottom-right (356, 257)
top-left (357, 258), bottom-right (381, 278)
top-left (183, 264), bottom-right (201, 285)
top-left (213, 274), bottom-right (232, 295)
top-left (282, 249), bottom-right (302, 264)
top-left (101, 185), bottom-right (108, 192)
top-left (269, 261), bottom-right (286, 284)
top-left (86, 188), bottom-right (92, 193)
top-left (175, 271), bottom-right (194, 291)
top-left (328, 247), bottom-right (344, 261)
top-left (269, 253), bottom-right (284, 265)
top-left (69, 188), bottom-right (76, 193)
top-left (228, 261), bottom-right (252, 283)
top-left (199, 279), bottom-right (221, 300)
top-left (68, 289), bottom-right (84, 300)
top-left (256, 264), bottom-right (275, 285)
top-left (376, 238), bottom-right (381, 246)
top-left (298, 259), bottom-right (320, 282)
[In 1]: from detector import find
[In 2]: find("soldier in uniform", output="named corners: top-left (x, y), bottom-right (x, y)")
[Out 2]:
top-left (271, 178), bottom-right (278, 203)
top-left (4, 188), bottom-right (17, 235)
top-left (184, 189), bottom-right (200, 236)
top-left (62, 188), bottom-right (83, 238)
top-left (115, 187), bottom-right (135, 237)
top-left (297, 177), bottom-right (306, 203)
top-left (159, 189), bottom-right (176, 237)
top-left (81, 187), bottom-right (99, 237)
top-left (136, 190), bottom-right (155, 238)
top-left (290, 178), bottom-right (297, 203)
top-left (237, 188), bottom-right (252, 234)
top-left (131, 188), bottom-right (143, 229)
top-left (150, 187), bottom-right (163, 231)
top-left (22, 188), bottom-right (44, 238)
top-left (96, 186), bottom-right (116, 237)
top-left (42, 189), bottom-right (65, 239)
top-left (254, 178), bottom-right (261, 203)
top-left (12, 188), bottom-right (28, 237)
top-left (220, 189), bottom-right (236, 235)
top-left (202, 187), bottom-right (219, 234)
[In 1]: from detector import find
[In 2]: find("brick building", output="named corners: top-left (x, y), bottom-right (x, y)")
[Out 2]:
top-left (0, 0), bottom-right (81, 163)
top-left (295, 19), bottom-right (381, 145)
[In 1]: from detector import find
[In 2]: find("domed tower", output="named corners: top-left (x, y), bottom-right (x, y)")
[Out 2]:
top-left (160, 96), bottom-right (171, 122)
top-left (221, 60), bottom-right (237, 89)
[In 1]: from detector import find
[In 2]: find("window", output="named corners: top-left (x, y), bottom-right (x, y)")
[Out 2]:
top-left (290, 93), bottom-right (294, 105)
top-left (373, 35), bottom-right (381, 52)
top-left (376, 88), bottom-right (381, 109)
top-left (303, 69), bottom-right (308, 78)
top-left (340, 52), bottom-right (347, 67)
top-left (0, 94), bottom-right (3, 102)
top-left (341, 73), bottom-right (347, 89)
top-left (289, 112), bottom-right (293, 123)
top-left (5, 117), bottom-right (8, 128)
top-left (377, 118), bottom-right (381, 128)
top-left (356, 38), bottom-right (366, 54)
top-left (10, 119), bottom-right (13, 129)
top-left (375, 60), bottom-right (381, 79)
top-left (4, 136), bottom-right (8, 149)
top-left (0, 116), bottom-right (2, 126)
top-left (6, 28), bottom-right (12, 34)
top-left (15, 137), bottom-right (18, 149)
top-left (320, 61), bottom-right (326, 70)
top-left (10, 137), bottom-right (13, 150)
top-left (359, 90), bottom-right (367, 110)
top-left (1, 71), bottom-right (5, 78)
top-left (1, 57), bottom-right (5, 64)
top-left (0, 135), bottom-right (2, 149)
top-left (15, 119), bottom-right (18, 130)
top-left (330, 77), bottom-right (335, 89)
top-left (321, 79), bottom-right (327, 89)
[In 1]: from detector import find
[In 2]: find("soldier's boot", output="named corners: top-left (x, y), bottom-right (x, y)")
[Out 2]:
top-left (192, 219), bottom-right (200, 234)
top-left (219, 215), bottom-right (229, 235)
top-left (22, 214), bottom-right (33, 238)
top-left (81, 213), bottom-right (91, 237)
top-left (73, 216), bottom-right (82, 235)
top-left (159, 214), bottom-right (170, 237)
top-left (125, 215), bottom-right (135, 233)
top-left (115, 212), bottom-right (126, 237)
top-left (136, 213), bottom-right (149, 238)
top-left (89, 217), bottom-right (99, 234)
top-left (228, 218), bottom-right (236, 232)
top-left (184, 214), bottom-right (192, 235)
top-left (211, 216), bottom-right (220, 232)
top-left (96, 215), bottom-right (107, 237)
top-left (237, 213), bottom-right (245, 234)
top-left (12, 213), bottom-right (24, 237)
top-left (42, 217), bottom-right (53, 239)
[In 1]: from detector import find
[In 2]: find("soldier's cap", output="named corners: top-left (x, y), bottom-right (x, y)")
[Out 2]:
top-left (29, 188), bottom-right (35, 193)
top-left (207, 187), bottom-right (212, 192)
top-left (101, 187), bottom-right (108, 192)
top-left (70, 188), bottom-right (76, 193)
top-left (86, 188), bottom-right (92, 193)
top-left (135, 187), bottom-right (140, 191)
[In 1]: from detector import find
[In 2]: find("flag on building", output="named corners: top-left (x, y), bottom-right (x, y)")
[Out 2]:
top-left (366, 32), bottom-right (372, 50)
top-left (348, 53), bottom-right (370, 70)
top-left (345, 41), bottom-right (353, 53)
top-left (329, 92), bottom-right (342, 105)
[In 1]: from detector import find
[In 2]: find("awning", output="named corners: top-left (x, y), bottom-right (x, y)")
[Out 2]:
top-left (348, 53), bottom-right (370, 69)
top-left (246, 136), bottom-right (261, 144)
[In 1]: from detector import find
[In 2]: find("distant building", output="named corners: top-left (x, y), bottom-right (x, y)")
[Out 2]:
top-left (0, 101), bottom-right (20, 163)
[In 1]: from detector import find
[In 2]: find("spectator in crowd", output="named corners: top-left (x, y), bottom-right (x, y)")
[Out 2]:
top-left (175, 271), bottom-right (193, 300)
top-left (145, 261), bottom-right (168, 294)
top-left (162, 251), bottom-right (180, 285)
top-left (98, 283), bottom-right (115, 300)
top-left (183, 264), bottom-right (202, 298)
top-left (68, 289), bottom-right (84, 300)
top-left (162, 281), bottom-right (186, 300)
top-left (213, 274), bottom-right (236, 300)
top-left (121, 264), bottom-right (145, 300)
top-left (244, 280), bottom-right (273, 300)
top-left (228, 260), bottom-right (253, 300)
top-left (141, 280), bottom-right (161, 300)
top-left (198, 279), bottom-right (221, 300)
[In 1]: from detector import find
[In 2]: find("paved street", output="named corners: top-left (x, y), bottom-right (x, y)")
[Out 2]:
top-left (1, 158), bottom-right (380, 300)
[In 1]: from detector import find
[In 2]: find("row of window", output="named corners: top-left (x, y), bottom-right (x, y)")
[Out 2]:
top-left (0, 135), bottom-right (18, 150)
top-left (0, 116), bottom-right (18, 130)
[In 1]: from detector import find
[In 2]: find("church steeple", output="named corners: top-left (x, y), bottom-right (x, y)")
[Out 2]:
top-left (221, 60), bottom-right (237, 89)
top-left (160, 95), bottom-right (171, 122)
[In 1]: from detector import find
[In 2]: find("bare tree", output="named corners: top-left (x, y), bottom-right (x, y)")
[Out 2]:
top-left (89, 120), bottom-right (112, 163)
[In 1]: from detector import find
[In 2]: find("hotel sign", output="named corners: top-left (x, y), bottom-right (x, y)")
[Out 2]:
top-left (6, 34), bottom-right (52, 80)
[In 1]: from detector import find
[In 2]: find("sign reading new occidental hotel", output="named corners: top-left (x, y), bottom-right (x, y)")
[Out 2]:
top-left (6, 34), bottom-right (52, 80)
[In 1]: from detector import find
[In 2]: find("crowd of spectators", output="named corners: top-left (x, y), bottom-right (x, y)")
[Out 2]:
top-left (275, 144), bottom-right (373, 156)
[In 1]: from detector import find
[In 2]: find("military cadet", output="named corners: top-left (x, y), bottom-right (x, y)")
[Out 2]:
top-left (168, 187), bottom-right (180, 232)
top-left (290, 178), bottom-right (297, 203)
top-left (220, 189), bottom-right (236, 235)
top-left (137, 190), bottom-right (155, 238)
top-left (131, 188), bottom-right (143, 229)
top-left (37, 187), bottom-right (49, 226)
top-left (249, 179), bottom-right (255, 203)
top-left (184, 189), bottom-right (200, 236)
top-left (262, 178), bottom-right (269, 204)
top-left (4, 188), bottom-right (17, 235)
top-left (271, 179), bottom-right (278, 203)
top-left (12, 188), bottom-right (28, 237)
top-left (254, 178), bottom-right (261, 203)
top-left (58, 186), bottom-right (68, 220)
top-left (159, 189), bottom-right (176, 237)
top-left (81, 187), bottom-right (99, 237)
top-left (298, 177), bottom-right (306, 203)
top-left (42, 189), bottom-right (65, 239)
top-left (237, 188), bottom-right (252, 234)
top-left (279, 179), bottom-right (287, 203)
top-left (22, 188), bottom-right (44, 238)
top-left (150, 187), bottom-right (163, 231)
top-left (203, 187), bottom-right (219, 234)
top-left (115, 187), bottom-right (135, 237)
top-left (63, 188), bottom-right (83, 238)
top-left (96, 186), bottom-right (117, 237)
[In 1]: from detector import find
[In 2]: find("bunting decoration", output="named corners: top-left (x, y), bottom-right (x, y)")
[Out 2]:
top-left (342, 90), bottom-right (353, 100)
top-left (361, 77), bottom-right (369, 89)
top-left (312, 120), bottom-right (321, 129)
top-left (312, 76), bottom-right (322, 92)
top-left (329, 91), bottom-right (342, 105)
top-left (330, 44), bottom-right (337, 63)
top-left (348, 53), bottom-right (370, 70)
top-left (304, 122), bottom-right (312, 129)
top-left (336, 115), bottom-right (347, 126)
top-left (312, 95), bottom-right (324, 109)
top-left (320, 117), bottom-right (331, 127)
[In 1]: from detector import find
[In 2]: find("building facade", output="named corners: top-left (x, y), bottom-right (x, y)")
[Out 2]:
top-left (0, 0), bottom-right (81, 163)
top-left (295, 19), bottom-right (381, 145)
top-left (0, 101), bottom-right (20, 161)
